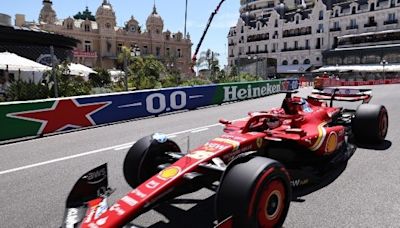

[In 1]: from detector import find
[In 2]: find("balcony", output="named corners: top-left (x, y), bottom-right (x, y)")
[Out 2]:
top-left (229, 54), bottom-right (235, 58)
top-left (281, 47), bottom-right (309, 52)
top-left (228, 43), bottom-right (236, 46)
top-left (364, 22), bottom-right (377, 27)
top-left (346, 25), bottom-right (359, 30)
top-left (384, 19), bottom-right (398, 25)
top-left (329, 27), bottom-right (341, 32)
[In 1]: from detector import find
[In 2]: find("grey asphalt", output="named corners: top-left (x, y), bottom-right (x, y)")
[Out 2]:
top-left (0, 85), bottom-right (399, 227)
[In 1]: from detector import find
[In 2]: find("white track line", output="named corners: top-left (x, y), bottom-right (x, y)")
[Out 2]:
top-left (0, 118), bottom-right (247, 176)
top-left (190, 128), bottom-right (209, 133)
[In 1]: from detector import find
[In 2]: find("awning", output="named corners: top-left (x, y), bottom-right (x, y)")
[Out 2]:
top-left (313, 64), bottom-right (400, 73)
top-left (67, 63), bottom-right (97, 77)
top-left (277, 64), bottom-right (312, 73)
top-left (0, 52), bottom-right (50, 72)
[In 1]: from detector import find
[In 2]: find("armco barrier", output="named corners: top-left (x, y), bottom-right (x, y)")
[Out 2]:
top-left (0, 79), bottom-right (298, 141)
top-left (314, 78), bottom-right (400, 88)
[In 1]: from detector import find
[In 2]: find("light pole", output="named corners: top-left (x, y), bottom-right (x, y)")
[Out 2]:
top-left (380, 59), bottom-right (388, 80)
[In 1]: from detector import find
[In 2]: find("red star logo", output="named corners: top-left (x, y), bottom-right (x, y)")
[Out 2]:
top-left (9, 99), bottom-right (110, 134)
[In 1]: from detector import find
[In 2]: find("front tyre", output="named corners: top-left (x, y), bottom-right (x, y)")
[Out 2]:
top-left (352, 104), bottom-right (388, 143)
top-left (216, 156), bottom-right (291, 228)
top-left (123, 134), bottom-right (181, 189)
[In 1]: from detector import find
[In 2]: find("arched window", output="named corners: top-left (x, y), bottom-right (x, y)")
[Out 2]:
top-left (352, 7), bottom-right (356, 14)
top-left (319, 10), bottom-right (324, 20)
top-left (303, 59), bottom-right (311, 64)
top-left (282, 60), bottom-right (288, 65)
top-left (293, 59), bottom-right (299, 65)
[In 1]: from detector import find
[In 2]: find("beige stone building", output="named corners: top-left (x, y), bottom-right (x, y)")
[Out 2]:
top-left (18, 0), bottom-right (193, 75)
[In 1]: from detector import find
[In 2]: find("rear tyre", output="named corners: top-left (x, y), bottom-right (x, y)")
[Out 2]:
top-left (216, 156), bottom-right (291, 228)
top-left (123, 134), bottom-right (181, 189)
top-left (352, 104), bottom-right (388, 144)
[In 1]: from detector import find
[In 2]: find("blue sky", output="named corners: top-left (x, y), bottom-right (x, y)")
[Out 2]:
top-left (1, 0), bottom-right (240, 67)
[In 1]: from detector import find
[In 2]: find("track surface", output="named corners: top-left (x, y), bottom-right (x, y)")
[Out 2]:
top-left (0, 85), bottom-right (399, 227)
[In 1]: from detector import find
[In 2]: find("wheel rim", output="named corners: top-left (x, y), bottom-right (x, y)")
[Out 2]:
top-left (379, 110), bottom-right (388, 139)
top-left (257, 180), bottom-right (286, 227)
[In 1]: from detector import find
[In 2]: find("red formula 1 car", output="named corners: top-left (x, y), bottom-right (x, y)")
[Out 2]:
top-left (61, 88), bottom-right (388, 228)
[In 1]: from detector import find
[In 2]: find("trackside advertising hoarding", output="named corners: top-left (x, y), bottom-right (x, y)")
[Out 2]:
top-left (0, 79), bottom-right (298, 141)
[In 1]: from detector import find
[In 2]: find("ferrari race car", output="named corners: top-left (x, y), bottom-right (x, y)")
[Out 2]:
top-left (61, 87), bottom-right (388, 228)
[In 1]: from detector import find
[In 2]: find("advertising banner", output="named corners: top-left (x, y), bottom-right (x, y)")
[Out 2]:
top-left (0, 79), bottom-right (298, 141)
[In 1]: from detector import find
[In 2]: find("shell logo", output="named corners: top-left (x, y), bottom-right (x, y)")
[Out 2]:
top-left (325, 132), bottom-right (338, 154)
top-left (256, 137), bottom-right (263, 148)
top-left (159, 166), bottom-right (181, 179)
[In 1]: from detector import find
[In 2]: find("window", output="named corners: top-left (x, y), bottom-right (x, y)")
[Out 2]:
top-left (143, 46), bottom-right (148, 55)
top-left (156, 47), bottom-right (161, 57)
top-left (305, 39), bottom-right (310, 49)
top-left (117, 43), bottom-right (122, 53)
top-left (294, 41), bottom-right (298, 49)
top-left (67, 22), bottom-right (73, 30)
top-left (84, 24), bottom-right (90, 32)
top-left (370, 3), bottom-right (375, 11)
top-left (177, 49), bottom-right (182, 58)
top-left (166, 48), bottom-right (170, 56)
top-left (352, 7), bottom-right (356, 14)
top-left (84, 41), bottom-right (92, 52)
top-left (319, 10), bottom-right (324, 20)
top-left (334, 21), bottom-right (340, 29)
top-left (248, 46), bottom-right (251, 53)
top-left (275, 19), bottom-right (278, 27)
top-left (283, 42), bottom-right (287, 50)
top-left (256, 45), bottom-right (259, 52)
top-left (130, 26), bottom-right (136, 32)
top-left (282, 60), bottom-right (288, 65)
top-left (316, 38), bottom-right (321, 49)
top-left (264, 44), bottom-right (268, 52)
top-left (293, 59), bottom-right (299, 65)
top-left (317, 24), bottom-right (324, 33)
top-left (106, 23), bottom-right (111, 29)
top-left (304, 59), bottom-right (310, 64)
top-left (389, 13), bottom-right (396, 21)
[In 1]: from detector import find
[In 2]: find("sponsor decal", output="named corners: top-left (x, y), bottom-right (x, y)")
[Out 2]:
top-left (325, 132), bottom-right (338, 154)
top-left (202, 142), bottom-right (229, 152)
top-left (84, 207), bottom-right (96, 224)
top-left (121, 196), bottom-right (138, 207)
top-left (96, 217), bottom-right (108, 226)
top-left (158, 166), bottom-right (181, 180)
top-left (145, 180), bottom-right (160, 189)
top-left (220, 134), bottom-right (248, 142)
top-left (290, 179), bottom-right (309, 187)
top-left (131, 189), bottom-right (147, 199)
top-left (222, 145), bottom-right (253, 160)
top-left (213, 138), bottom-right (240, 151)
top-left (187, 150), bottom-right (214, 160)
top-left (109, 203), bottom-right (125, 216)
top-left (256, 138), bottom-right (263, 148)
top-left (88, 223), bottom-right (99, 228)
top-left (65, 208), bottom-right (79, 228)
top-left (309, 122), bottom-right (327, 151)
top-left (83, 168), bottom-right (107, 185)
top-left (94, 199), bottom-right (108, 219)
top-left (222, 83), bottom-right (281, 102)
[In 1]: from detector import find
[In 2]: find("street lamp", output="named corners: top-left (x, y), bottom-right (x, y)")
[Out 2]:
top-left (380, 59), bottom-right (388, 80)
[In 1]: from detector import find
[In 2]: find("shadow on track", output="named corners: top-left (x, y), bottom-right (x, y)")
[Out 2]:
top-left (357, 140), bottom-right (392, 151)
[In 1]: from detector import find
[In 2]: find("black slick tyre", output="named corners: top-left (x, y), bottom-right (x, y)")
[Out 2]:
top-left (123, 134), bottom-right (181, 189)
top-left (352, 104), bottom-right (388, 144)
top-left (216, 156), bottom-right (291, 228)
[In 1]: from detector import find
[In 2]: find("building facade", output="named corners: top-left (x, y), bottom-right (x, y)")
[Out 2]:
top-left (18, 0), bottom-right (193, 75)
top-left (228, 0), bottom-right (400, 76)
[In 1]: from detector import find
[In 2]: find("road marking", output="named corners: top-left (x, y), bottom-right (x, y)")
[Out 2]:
top-left (191, 128), bottom-right (209, 133)
top-left (0, 117), bottom-right (246, 176)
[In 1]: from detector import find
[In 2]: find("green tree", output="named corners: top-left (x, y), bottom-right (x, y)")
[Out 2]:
top-left (89, 68), bottom-right (111, 87)
top-left (5, 80), bottom-right (49, 101)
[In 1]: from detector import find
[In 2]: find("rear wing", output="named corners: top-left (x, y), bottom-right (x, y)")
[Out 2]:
top-left (309, 87), bottom-right (372, 105)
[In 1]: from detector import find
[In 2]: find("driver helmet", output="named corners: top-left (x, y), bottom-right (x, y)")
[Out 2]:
top-left (265, 117), bottom-right (281, 129)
